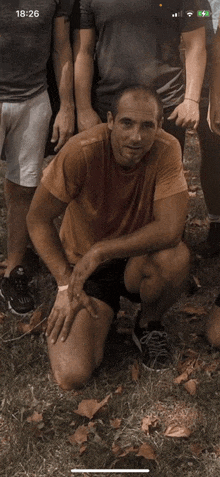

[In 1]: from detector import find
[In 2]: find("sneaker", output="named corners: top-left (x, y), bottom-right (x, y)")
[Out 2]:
top-left (0, 266), bottom-right (34, 314)
top-left (132, 320), bottom-right (173, 370)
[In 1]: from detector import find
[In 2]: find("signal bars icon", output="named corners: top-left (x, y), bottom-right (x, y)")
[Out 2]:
top-left (172, 11), bottom-right (183, 17)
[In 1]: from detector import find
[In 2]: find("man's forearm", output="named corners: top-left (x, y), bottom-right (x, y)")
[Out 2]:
top-left (28, 220), bottom-right (72, 286)
top-left (53, 44), bottom-right (74, 108)
top-left (184, 45), bottom-right (207, 102)
top-left (74, 52), bottom-right (94, 111)
top-left (211, 30), bottom-right (220, 98)
top-left (93, 219), bottom-right (183, 264)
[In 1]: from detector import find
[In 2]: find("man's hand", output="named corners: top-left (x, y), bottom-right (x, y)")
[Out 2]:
top-left (68, 248), bottom-right (101, 302)
top-left (167, 99), bottom-right (200, 129)
top-left (51, 106), bottom-right (75, 152)
top-left (208, 99), bottom-right (220, 136)
top-left (46, 288), bottom-right (97, 344)
top-left (77, 108), bottom-right (102, 132)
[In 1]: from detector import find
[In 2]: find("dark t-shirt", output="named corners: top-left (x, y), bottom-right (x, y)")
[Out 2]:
top-left (0, 0), bottom-right (74, 102)
top-left (74, 0), bottom-right (206, 114)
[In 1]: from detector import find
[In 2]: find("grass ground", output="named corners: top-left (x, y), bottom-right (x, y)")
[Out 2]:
top-left (1, 131), bottom-right (220, 477)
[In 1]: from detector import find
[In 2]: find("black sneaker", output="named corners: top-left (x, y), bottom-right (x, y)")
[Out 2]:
top-left (132, 320), bottom-right (173, 370)
top-left (0, 266), bottom-right (34, 314)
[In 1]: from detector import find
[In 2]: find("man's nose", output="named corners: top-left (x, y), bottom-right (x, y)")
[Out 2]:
top-left (130, 127), bottom-right (142, 142)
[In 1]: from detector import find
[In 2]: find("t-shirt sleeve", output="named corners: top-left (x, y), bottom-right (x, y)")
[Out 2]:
top-left (154, 136), bottom-right (188, 202)
top-left (55, 0), bottom-right (75, 18)
top-left (41, 137), bottom-right (87, 203)
top-left (181, 0), bottom-right (206, 32)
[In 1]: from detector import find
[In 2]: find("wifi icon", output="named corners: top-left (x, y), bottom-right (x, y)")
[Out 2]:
top-left (186, 10), bottom-right (194, 17)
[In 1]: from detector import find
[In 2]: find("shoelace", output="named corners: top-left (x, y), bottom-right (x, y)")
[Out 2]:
top-left (140, 330), bottom-right (171, 359)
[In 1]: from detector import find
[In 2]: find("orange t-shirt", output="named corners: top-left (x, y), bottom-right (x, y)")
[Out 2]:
top-left (42, 124), bottom-right (188, 264)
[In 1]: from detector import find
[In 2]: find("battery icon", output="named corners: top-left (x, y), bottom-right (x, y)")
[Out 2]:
top-left (197, 10), bottom-right (210, 17)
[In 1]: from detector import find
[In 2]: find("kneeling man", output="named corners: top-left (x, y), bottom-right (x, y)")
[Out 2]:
top-left (27, 85), bottom-right (190, 390)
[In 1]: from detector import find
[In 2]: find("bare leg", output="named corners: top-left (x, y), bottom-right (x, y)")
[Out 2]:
top-left (206, 304), bottom-right (220, 348)
top-left (124, 241), bottom-right (190, 327)
top-left (4, 179), bottom-right (36, 276)
top-left (48, 297), bottom-right (114, 390)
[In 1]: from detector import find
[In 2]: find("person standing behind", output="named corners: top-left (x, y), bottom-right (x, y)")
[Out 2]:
top-left (0, 1), bottom-right (75, 314)
top-left (73, 0), bottom-right (206, 153)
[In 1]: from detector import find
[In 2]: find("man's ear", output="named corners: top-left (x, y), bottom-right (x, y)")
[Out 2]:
top-left (107, 111), bottom-right (114, 130)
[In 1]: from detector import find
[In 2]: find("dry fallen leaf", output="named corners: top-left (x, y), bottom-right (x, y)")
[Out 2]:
top-left (131, 360), bottom-right (139, 382)
top-left (120, 446), bottom-right (139, 457)
top-left (141, 416), bottom-right (159, 435)
top-left (164, 424), bottom-right (191, 438)
top-left (74, 394), bottom-right (111, 419)
top-left (26, 411), bottom-right (43, 423)
top-left (188, 191), bottom-right (197, 198)
top-left (115, 385), bottom-right (123, 394)
top-left (136, 443), bottom-right (157, 460)
top-left (0, 312), bottom-right (6, 324)
top-left (183, 379), bottom-right (198, 396)
top-left (17, 308), bottom-right (47, 335)
top-left (68, 425), bottom-right (89, 445)
top-left (110, 418), bottom-right (122, 429)
top-left (79, 444), bottom-right (87, 454)
top-left (190, 443), bottom-right (204, 456)
top-left (179, 304), bottom-right (207, 316)
top-left (112, 443), bottom-right (122, 455)
top-left (174, 371), bottom-right (191, 384)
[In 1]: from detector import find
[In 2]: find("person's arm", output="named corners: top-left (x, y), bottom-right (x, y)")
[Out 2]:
top-left (168, 27), bottom-right (207, 128)
top-left (27, 183), bottom-right (97, 344)
top-left (209, 18), bottom-right (220, 135)
top-left (73, 28), bottom-right (102, 131)
top-left (68, 190), bottom-right (189, 300)
top-left (52, 16), bottom-right (75, 151)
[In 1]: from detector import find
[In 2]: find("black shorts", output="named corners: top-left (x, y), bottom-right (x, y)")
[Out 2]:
top-left (83, 258), bottom-right (140, 313)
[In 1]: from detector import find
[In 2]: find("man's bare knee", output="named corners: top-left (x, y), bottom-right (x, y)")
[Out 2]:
top-left (53, 362), bottom-right (93, 391)
top-left (152, 242), bottom-right (190, 285)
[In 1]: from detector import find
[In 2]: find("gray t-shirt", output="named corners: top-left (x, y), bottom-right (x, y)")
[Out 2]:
top-left (74, 0), bottom-right (206, 114)
top-left (0, 0), bottom-right (74, 102)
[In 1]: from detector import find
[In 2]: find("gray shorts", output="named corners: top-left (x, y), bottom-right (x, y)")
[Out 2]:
top-left (0, 90), bottom-right (52, 187)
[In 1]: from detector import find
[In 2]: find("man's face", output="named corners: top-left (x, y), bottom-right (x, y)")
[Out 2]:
top-left (108, 91), bottom-right (161, 169)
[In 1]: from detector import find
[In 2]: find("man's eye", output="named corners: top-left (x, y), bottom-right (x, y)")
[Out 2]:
top-left (122, 120), bottom-right (132, 127)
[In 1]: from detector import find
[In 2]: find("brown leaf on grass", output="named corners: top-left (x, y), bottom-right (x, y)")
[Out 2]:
top-left (17, 308), bottom-right (47, 335)
top-left (183, 169), bottom-right (190, 177)
top-left (188, 191), bottom-right (197, 198)
top-left (204, 359), bottom-right (220, 374)
top-left (110, 418), bottom-right (122, 429)
top-left (164, 424), bottom-right (191, 438)
top-left (120, 446), bottom-right (139, 457)
top-left (74, 394), bottom-right (111, 419)
top-left (131, 360), bottom-right (139, 382)
top-left (79, 444), bottom-right (87, 454)
top-left (174, 371), bottom-right (191, 384)
top-left (179, 304), bottom-right (207, 316)
top-left (112, 443), bottom-right (122, 455)
top-left (190, 443), bottom-right (204, 456)
top-left (183, 379), bottom-right (198, 396)
top-left (136, 443), bottom-right (157, 460)
top-left (26, 411), bottom-right (43, 423)
top-left (0, 312), bottom-right (6, 324)
top-left (68, 425), bottom-right (89, 445)
top-left (141, 416), bottom-right (159, 435)
top-left (214, 446), bottom-right (220, 457)
top-left (115, 385), bottom-right (123, 394)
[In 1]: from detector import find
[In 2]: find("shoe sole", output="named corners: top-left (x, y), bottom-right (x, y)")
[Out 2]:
top-left (0, 288), bottom-right (34, 315)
